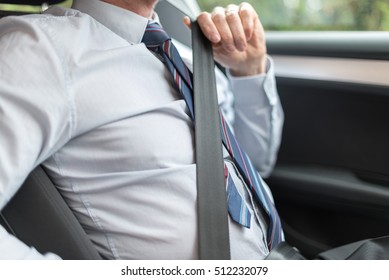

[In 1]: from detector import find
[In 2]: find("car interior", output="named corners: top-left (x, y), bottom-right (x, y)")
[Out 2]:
top-left (1, 0), bottom-right (389, 260)
top-left (265, 26), bottom-right (389, 258)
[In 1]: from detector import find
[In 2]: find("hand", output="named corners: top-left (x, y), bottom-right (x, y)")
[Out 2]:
top-left (184, 3), bottom-right (267, 77)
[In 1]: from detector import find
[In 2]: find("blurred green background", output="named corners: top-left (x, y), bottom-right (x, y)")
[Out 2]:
top-left (0, 0), bottom-right (388, 31)
top-left (198, 0), bottom-right (389, 30)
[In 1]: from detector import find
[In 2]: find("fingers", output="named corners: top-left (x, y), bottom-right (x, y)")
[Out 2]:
top-left (183, 16), bottom-right (191, 29)
top-left (197, 11), bottom-right (222, 43)
top-left (239, 3), bottom-right (257, 41)
top-left (225, 5), bottom-right (247, 51)
top-left (197, 3), bottom-right (259, 53)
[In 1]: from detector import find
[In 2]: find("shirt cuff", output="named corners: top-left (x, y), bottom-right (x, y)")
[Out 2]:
top-left (226, 56), bottom-right (278, 107)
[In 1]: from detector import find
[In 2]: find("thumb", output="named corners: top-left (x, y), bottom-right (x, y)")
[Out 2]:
top-left (183, 16), bottom-right (192, 29)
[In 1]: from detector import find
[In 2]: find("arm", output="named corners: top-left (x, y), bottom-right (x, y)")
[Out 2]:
top-left (227, 58), bottom-right (284, 177)
top-left (0, 16), bottom-right (71, 259)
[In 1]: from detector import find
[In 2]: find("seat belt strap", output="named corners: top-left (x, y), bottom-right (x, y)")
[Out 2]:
top-left (192, 20), bottom-right (231, 260)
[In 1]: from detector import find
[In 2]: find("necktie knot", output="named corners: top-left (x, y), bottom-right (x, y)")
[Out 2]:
top-left (142, 21), bottom-right (171, 49)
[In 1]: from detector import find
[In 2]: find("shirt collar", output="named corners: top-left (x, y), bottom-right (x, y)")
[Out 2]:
top-left (72, 0), bottom-right (150, 44)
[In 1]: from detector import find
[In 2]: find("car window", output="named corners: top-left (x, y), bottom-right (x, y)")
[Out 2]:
top-left (198, 0), bottom-right (389, 31)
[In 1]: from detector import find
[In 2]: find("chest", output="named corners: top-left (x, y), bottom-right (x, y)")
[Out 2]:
top-left (50, 43), bottom-right (195, 174)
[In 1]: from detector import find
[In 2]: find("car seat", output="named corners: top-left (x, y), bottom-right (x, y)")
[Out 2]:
top-left (0, 166), bottom-right (102, 259)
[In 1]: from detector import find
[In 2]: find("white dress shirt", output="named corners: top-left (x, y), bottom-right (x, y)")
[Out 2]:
top-left (0, 0), bottom-right (284, 259)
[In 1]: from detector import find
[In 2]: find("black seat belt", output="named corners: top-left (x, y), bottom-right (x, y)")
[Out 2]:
top-left (158, 0), bottom-right (230, 260)
top-left (192, 20), bottom-right (231, 260)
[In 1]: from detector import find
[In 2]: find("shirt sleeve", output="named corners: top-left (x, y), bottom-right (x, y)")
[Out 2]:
top-left (0, 16), bottom-right (73, 259)
top-left (221, 56), bottom-right (284, 178)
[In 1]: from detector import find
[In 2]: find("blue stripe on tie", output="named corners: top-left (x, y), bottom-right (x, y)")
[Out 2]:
top-left (226, 171), bottom-right (251, 228)
top-left (163, 40), bottom-right (193, 89)
top-left (220, 103), bottom-right (283, 250)
top-left (161, 51), bottom-right (195, 119)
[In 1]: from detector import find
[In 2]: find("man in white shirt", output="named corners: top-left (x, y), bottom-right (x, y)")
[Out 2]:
top-left (0, 0), bottom-right (284, 259)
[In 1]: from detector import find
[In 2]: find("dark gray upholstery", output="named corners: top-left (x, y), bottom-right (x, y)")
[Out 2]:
top-left (0, 166), bottom-right (102, 260)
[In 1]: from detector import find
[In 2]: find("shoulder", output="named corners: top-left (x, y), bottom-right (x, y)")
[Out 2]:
top-left (0, 6), bottom-right (125, 68)
top-left (0, 6), bottom-right (85, 32)
top-left (0, 6), bottom-right (101, 48)
top-left (0, 7), bottom-right (81, 53)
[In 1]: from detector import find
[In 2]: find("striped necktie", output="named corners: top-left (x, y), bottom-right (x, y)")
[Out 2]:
top-left (142, 21), bottom-right (282, 250)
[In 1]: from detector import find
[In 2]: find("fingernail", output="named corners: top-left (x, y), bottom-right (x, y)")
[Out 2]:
top-left (211, 33), bottom-right (221, 42)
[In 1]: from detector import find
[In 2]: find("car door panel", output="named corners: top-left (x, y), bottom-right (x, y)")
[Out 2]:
top-left (266, 32), bottom-right (389, 258)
